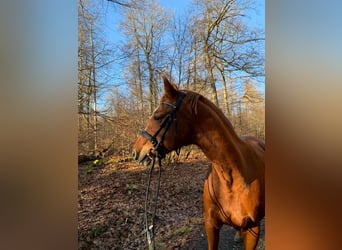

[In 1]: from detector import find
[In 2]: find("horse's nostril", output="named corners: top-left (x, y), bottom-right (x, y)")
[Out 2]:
top-left (132, 150), bottom-right (138, 160)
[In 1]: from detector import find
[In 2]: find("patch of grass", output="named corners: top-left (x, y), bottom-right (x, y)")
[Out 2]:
top-left (154, 241), bottom-right (167, 249)
top-left (126, 184), bottom-right (139, 191)
top-left (107, 156), bottom-right (133, 164)
top-left (168, 225), bottom-right (192, 239)
top-left (177, 225), bottom-right (191, 235)
top-left (144, 240), bottom-right (167, 249)
top-left (190, 217), bottom-right (203, 224)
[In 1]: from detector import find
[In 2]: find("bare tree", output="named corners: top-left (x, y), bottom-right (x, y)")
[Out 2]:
top-left (189, 0), bottom-right (264, 111)
top-left (168, 13), bottom-right (193, 87)
top-left (84, 0), bottom-right (266, 160)
top-left (78, 0), bottom-right (117, 154)
top-left (79, 0), bottom-right (97, 152)
top-left (120, 0), bottom-right (171, 114)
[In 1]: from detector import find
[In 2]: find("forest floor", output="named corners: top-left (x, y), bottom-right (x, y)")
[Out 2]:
top-left (78, 153), bottom-right (265, 250)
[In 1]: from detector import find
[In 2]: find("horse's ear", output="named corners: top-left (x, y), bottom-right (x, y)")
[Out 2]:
top-left (162, 75), bottom-right (178, 98)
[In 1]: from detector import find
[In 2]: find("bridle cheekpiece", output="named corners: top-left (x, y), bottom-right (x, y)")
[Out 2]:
top-left (140, 91), bottom-right (186, 159)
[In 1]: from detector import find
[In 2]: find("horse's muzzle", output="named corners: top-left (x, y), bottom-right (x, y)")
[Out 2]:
top-left (132, 149), bottom-right (138, 161)
top-left (132, 149), bottom-right (154, 166)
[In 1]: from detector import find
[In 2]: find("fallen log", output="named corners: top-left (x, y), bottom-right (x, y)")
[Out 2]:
top-left (78, 154), bottom-right (98, 164)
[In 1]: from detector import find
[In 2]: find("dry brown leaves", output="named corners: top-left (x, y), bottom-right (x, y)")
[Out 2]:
top-left (78, 156), bottom-right (210, 249)
top-left (78, 156), bottom-right (264, 250)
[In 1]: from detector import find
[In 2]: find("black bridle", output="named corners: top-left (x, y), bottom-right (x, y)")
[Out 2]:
top-left (140, 91), bottom-right (186, 159)
top-left (140, 91), bottom-right (186, 250)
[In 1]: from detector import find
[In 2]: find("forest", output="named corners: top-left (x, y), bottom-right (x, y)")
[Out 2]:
top-left (78, 0), bottom-right (264, 158)
top-left (78, 0), bottom-right (265, 249)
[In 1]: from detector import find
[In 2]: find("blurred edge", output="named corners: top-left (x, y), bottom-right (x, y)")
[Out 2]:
top-left (267, 0), bottom-right (342, 249)
top-left (0, 1), bottom-right (77, 250)
top-left (0, 0), bottom-right (341, 249)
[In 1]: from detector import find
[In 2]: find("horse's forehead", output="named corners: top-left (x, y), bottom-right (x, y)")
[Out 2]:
top-left (160, 94), bottom-right (175, 102)
top-left (151, 95), bottom-right (172, 113)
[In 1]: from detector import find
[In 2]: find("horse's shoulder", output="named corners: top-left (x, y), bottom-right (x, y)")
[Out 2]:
top-left (240, 136), bottom-right (265, 152)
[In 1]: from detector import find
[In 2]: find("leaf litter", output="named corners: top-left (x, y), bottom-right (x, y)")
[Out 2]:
top-left (78, 157), bottom-right (264, 249)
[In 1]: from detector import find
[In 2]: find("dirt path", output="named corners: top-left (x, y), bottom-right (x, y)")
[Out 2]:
top-left (78, 157), bottom-right (264, 249)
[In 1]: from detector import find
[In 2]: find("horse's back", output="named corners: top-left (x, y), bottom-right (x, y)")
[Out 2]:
top-left (241, 136), bottom-right (265, 155)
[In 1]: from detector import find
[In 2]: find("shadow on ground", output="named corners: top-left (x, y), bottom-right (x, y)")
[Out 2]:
top-left (78, 158), bottom-right (265, 249)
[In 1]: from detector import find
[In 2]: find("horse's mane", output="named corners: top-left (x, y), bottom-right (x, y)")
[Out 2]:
top-left (183, 90), bottom-right (236, 132)
top-left (184, 90), bottom-right (201, 115)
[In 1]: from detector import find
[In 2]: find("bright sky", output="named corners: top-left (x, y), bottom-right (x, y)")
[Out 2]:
top-left (102, 0), bottom-right (265, 45)
top-left (159, 0), bottom-right (192, 13)
top-left (97, 0), bottom-right (265, 106)
top-left (158, 0), bottom-right (265, 30)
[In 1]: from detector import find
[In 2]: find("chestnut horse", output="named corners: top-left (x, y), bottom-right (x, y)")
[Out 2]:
top-left (132, 76), bottom-right (265, 250)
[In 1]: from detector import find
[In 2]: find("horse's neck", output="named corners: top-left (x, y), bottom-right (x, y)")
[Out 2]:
top-left (193, 99), bottom-right (245, 172)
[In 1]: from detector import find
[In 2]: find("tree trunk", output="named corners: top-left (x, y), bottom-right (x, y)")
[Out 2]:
top-left (146, 57), bottom-right (155, 114)
top-left (90, 23), bottom-right (97, 152)
top-left (219, 66), bottom-right (230, 116)
top-left (205, 49), bottom-right (219, 107)
top-left (193, 39), bottom-right (197, 90)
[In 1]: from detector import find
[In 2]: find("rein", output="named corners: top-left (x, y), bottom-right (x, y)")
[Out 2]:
top-left (141, 92), bottom-right (186, 250)
top-left (143, 156), bottom-right (162, 250)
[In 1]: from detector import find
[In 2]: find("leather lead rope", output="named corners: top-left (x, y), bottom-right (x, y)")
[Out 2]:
top-left (141, 92), bottom-right (186, 249)
top-left (144, 155), bottom-right (162, 250)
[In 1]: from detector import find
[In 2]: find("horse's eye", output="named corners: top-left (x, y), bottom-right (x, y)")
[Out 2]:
top-left (153, 114), bottom-right (163, 120)
top-left (153, 102), bottom-right (172, 121)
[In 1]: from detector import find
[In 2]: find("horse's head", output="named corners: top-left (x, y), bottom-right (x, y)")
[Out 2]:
top-left (132, 76), bottom-right (192, 165)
